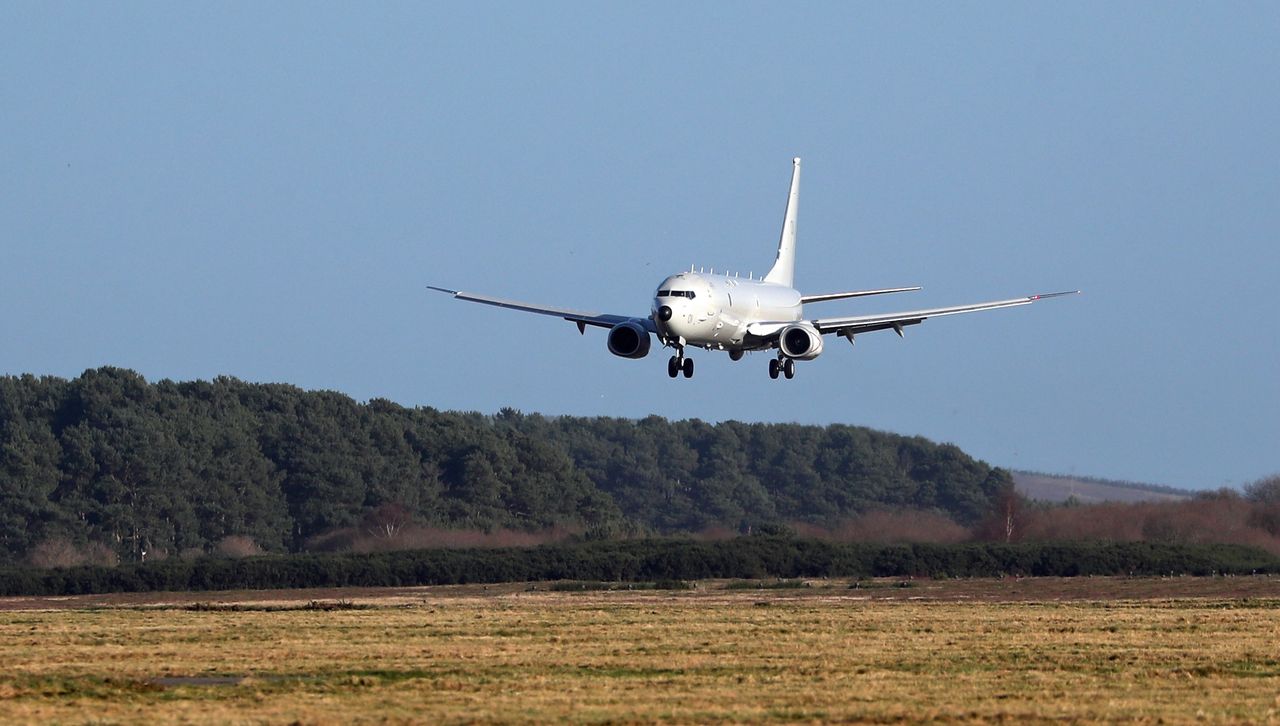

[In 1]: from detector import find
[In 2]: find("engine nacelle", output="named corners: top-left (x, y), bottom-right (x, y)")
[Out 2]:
top-left (779, 323), bottom-right (824, 360)
top-left (606, 320), bottom-right (652, 359)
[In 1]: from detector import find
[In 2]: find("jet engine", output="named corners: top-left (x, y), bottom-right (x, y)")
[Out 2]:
top-left (779, 323), bottom-right (824, 360)
top-left (606, 320), bottom-right (652, 359)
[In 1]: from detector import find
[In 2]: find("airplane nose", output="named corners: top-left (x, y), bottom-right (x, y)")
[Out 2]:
top-left (657, 305), bottom-right (673, 322)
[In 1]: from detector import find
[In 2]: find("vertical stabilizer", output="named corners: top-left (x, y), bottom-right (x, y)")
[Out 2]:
top-left (763, 157), bottom-right (801, 287)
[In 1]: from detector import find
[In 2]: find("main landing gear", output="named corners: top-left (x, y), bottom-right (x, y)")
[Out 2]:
top-left (768, 357), bottom-right (796, 380)
top-left (667, 352), bottom-right (694, 379)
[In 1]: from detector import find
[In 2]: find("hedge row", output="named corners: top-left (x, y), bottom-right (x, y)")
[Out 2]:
top-left (1, 537), bottom-right (1275, 597)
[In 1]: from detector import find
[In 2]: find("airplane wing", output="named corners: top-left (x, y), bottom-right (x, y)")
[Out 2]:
top-left (427, 286), bottom-right (657, 334)
top-left (812, 290), bottom-right (1080, 338)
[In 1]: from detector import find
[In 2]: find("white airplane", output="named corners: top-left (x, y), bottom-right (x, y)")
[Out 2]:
top-left (431, 158), bottom-right (1077, 380)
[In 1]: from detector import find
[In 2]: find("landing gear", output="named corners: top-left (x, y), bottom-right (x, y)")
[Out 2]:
top-left (729, 349), bottom-right (744, 362)
top-left (668, 351), bottom-right (694, 379)
top-left (769, 357), bottom-right (797, 380)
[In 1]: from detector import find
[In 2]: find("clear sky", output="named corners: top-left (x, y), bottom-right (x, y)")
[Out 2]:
top-left (3, 3), bottom-right (1277, 490)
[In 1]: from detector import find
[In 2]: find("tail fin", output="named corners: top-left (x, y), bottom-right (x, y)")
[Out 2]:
top-left (763, 157), bottom-right (801, 287)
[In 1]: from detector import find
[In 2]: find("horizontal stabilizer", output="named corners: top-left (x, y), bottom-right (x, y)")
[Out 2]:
top-left (801, 286), bottom-right (922, 304)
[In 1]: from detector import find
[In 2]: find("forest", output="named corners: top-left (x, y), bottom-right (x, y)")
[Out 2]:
top-left (0, 367), bottom-right (1009, 566)
top-left (3, 368), bottom-right (1277, 572)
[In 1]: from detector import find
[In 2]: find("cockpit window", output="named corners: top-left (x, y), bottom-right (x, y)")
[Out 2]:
top-left (657, 290), bottom-right (696, 299)
top-left (657, 290), bottom-right (671, 297)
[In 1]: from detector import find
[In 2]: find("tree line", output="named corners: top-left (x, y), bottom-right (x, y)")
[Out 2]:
top-left (0, 537), bottom-right (1274, 597)
top-left (0, 367), bottom-right (1011, 565)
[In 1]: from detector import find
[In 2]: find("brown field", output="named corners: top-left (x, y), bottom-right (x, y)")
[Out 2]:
top-left (2, 577), bottom-right (1279, 724)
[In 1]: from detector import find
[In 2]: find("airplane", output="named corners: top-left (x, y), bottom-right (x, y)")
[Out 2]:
top-left (430, 157), bottom-right (1078, 380)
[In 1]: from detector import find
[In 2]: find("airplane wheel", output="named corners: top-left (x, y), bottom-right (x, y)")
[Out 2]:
top-left (768, 359), bottom-right (780, 379)
top-left (729, 350), bottom-right (744, 362)
top-left (682, 358), bottom-right (694, 378)
top-left (783, 358), bottom-right (795, 379)
top-left (667, 356), bottom-right (679, 378)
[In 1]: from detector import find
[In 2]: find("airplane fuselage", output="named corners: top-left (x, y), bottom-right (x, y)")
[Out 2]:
top-left (652, 272), bottom-right (801, 352)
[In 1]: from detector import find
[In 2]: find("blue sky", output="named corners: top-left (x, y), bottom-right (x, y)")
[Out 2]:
top-left (3, 4), bottom-right (1277, 490)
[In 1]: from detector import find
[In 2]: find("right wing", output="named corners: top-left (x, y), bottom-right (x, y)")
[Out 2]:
top-left (813, 290), bottom-right (1080, 338)
top-left (427, 286), bottom-right (656, 334)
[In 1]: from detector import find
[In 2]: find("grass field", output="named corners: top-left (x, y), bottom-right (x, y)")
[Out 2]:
top-left (2, 578), bottom-right (1278, 723)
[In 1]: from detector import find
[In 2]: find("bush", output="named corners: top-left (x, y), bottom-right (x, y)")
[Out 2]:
top-left (0, 537), bottom-right (1275, 597)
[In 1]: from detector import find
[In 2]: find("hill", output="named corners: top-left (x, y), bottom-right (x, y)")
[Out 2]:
top-left (0, 367), bottom-right (1012, 566)
top-left (1012, 471), bottom-right (1194, 504)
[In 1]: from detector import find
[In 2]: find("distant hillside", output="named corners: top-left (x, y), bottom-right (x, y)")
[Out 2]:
top-left (1012, 471), bottom-right (1194, 504)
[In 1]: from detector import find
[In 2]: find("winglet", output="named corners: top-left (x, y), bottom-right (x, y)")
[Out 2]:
top-left (763, 157), bottom-right (801, 287)
top-left (1028, 290), bottom-right (1081, 301)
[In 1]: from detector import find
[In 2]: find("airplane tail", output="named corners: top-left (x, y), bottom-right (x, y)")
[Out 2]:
top-left (763, 157), bottom-right (801, 287)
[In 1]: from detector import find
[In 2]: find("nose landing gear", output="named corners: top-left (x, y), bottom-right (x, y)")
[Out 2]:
top-left (768, 357), bottom-right (796, 380)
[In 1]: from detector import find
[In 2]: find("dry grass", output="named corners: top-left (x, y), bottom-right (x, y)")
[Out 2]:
top-left (1, 579), bottom-right (1279, 723)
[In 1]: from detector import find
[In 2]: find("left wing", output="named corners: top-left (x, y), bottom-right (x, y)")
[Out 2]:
top-left (427, 286), bottom-right (656, 334)
top-left (813, 290), bottom-right (1080, 338)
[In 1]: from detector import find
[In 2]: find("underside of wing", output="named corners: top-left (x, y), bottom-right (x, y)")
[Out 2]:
top-left (427, 286), bottom-right (655, 333)
top-left (813, 291), bottom-right (1079, 337)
